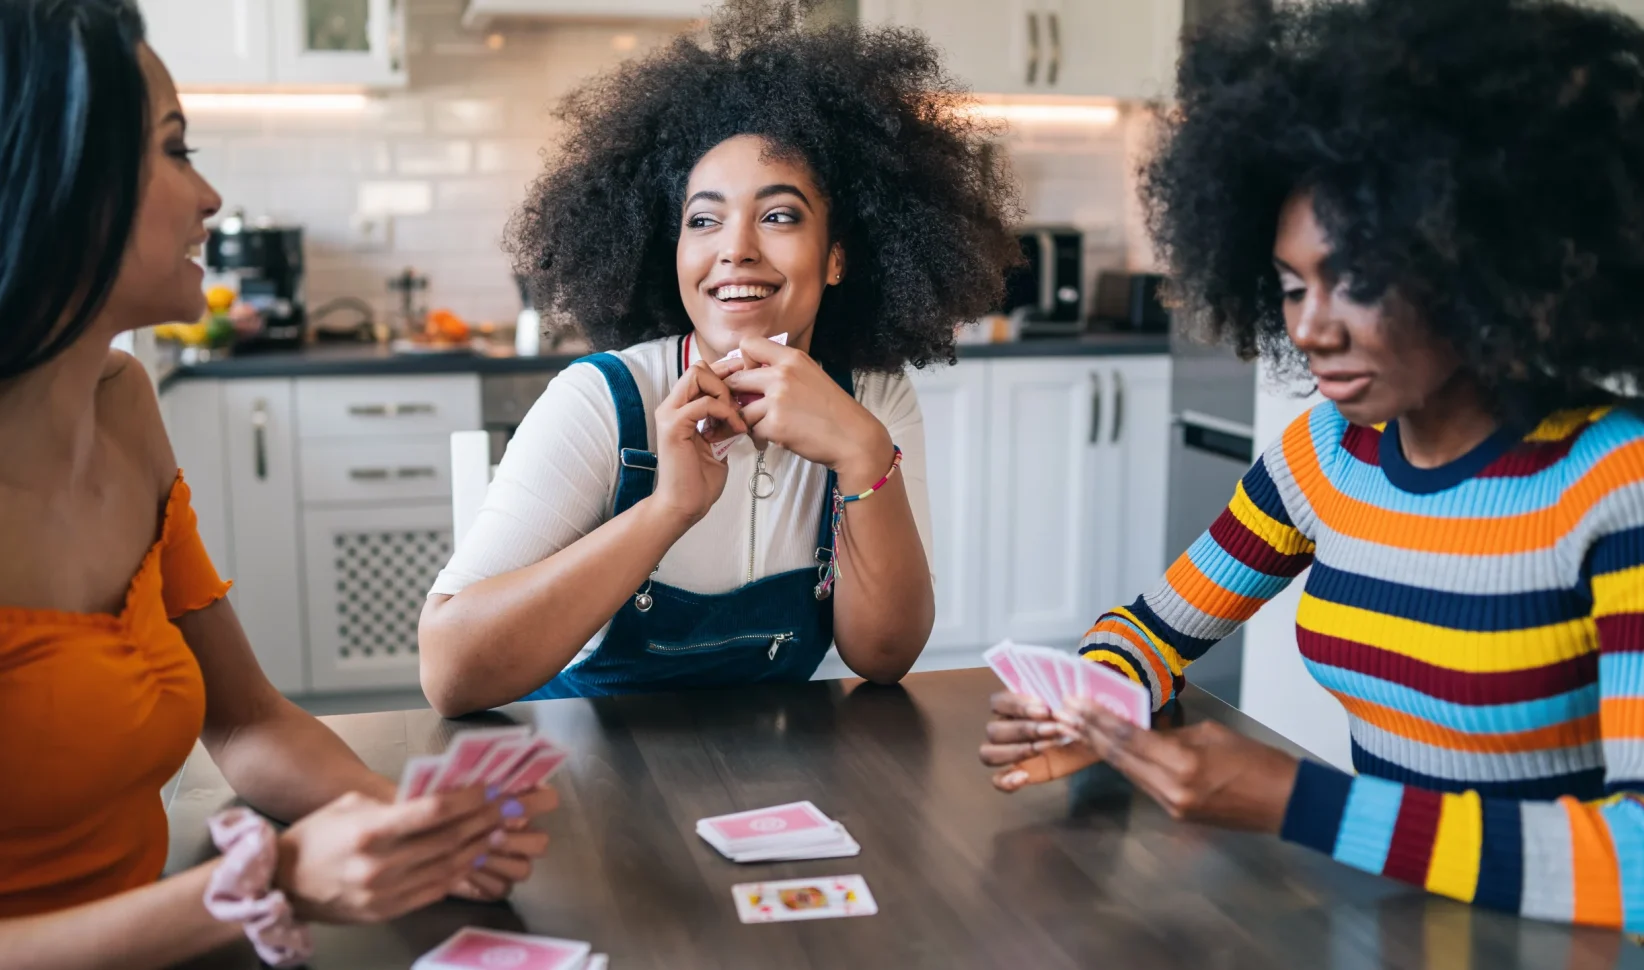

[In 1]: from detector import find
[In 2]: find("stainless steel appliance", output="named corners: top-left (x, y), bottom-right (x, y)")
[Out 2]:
top-left (1003, 226), bottom-right (1084, 336)
top-left (481, 370), bottom-right (559, 464)
top-left (1091, 271), bottom-right (1170, 333)
top-left (206, 212), bottom-right (306, 350)
top-left (1167, 319), bottom-right (1256, 705)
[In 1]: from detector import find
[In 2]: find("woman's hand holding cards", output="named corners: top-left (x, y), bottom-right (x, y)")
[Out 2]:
top-left (273, 787), bottom-right (518, 923)
top-left (979, 691), bottom-right (1103, 792)
top-left (1052, 700), bottom-right (1300, 833)
top-left (650, 360), bottom-right (747, 526)
top-left (715, 336), bottom-right (893, 490)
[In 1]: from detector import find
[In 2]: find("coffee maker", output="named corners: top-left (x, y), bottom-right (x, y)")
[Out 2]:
top-left (206, 211), bottom-right (306, 350)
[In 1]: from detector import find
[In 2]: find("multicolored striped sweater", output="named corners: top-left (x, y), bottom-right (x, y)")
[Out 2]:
top-left (1080, 402), bottom-right (1644, 932)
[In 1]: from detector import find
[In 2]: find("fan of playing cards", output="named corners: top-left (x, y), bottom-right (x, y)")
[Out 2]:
top-left (984, 640), bottom-right (1152, 728)
top-left (696, 800), bottom-right (860, 863)
top-left (396, 725), bottom-right (568, 802)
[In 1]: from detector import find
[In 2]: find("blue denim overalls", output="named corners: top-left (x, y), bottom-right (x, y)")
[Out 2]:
top-left (521, 350), bottom-right (850, 699)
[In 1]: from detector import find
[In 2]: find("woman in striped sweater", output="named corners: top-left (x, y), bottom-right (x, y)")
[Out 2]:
top-left (980, 0), bottom-right (1644, 933)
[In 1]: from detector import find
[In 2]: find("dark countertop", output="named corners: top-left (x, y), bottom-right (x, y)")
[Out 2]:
top-left (164, 669), bottom-right (1630, 970)
top-left (156, 333), bottom-right (1170, 389)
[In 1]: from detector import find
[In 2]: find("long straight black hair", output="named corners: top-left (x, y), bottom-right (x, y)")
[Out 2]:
top-left (0, 0), bottom-right (148, 380)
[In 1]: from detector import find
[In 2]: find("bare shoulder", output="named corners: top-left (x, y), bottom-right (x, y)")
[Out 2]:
top-left (96, 349), bottom-right (178, 494)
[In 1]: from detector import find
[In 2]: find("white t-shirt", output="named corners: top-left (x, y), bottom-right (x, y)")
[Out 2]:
top-left (431, 336), bottom-right (933, 624)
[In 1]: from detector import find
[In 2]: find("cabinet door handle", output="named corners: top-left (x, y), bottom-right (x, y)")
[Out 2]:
top-left (1026, 11), bottom-right (1041, 86)
top-left (396, 466), bottom-right (438, 479)
top-left (1111, 369), bottom-right (1126, 444)
top-left (1047, 11), bottom-right (1062, 86)
top-left (1088, 371), bottom-right (1104, 445)
top-left (251, 399), bottom-right (269, 481)
top-left (349, 467), bottom-right (391, 481)
top-left (348, 403), bottom-right (389, 417)
top-left (387, 0), bottom-right (404, 73)
top-left (393, 402), bottom-right (436, 416)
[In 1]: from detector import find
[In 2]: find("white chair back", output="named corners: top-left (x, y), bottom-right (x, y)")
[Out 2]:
top-left (450, 430), bottom-right (495, 549)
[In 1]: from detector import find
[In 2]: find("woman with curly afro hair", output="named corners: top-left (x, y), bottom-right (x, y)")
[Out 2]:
top-left (419, 0), bottom-right (1018, 712)
top-left (983, 0), bottom-right (1644, 934)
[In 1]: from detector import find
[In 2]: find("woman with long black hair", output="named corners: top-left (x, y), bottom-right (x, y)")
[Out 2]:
top-left (0, 4), bottom-right (554, 966)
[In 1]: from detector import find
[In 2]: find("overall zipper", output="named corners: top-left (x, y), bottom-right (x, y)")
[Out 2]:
top-left (645, 631), bottom-right (796, 657)
top-left (748, 449), bottom-right (774, 583)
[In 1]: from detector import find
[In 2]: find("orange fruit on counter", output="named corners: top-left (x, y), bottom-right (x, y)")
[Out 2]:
top-left (426, 309), bottom-right (470, 341)
top-left (205, 286), bottom-right (236, 314)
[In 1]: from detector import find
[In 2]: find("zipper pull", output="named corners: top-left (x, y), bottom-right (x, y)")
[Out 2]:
top-left (768, 633), bottom-right (793, 660)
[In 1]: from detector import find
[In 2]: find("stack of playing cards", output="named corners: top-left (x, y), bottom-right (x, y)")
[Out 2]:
top-left (397, 725), bottom-right (568, 802)
top-left (696, 801), bottom-right (860, 863)
top-left (731, 874), bottom-right (878, 924)
top-left (698, 332), bottom-right (788, 460)
top-left (984, 640), bottom-right (1152, 728)
top-left (414, 928), bottom-right (605, 970)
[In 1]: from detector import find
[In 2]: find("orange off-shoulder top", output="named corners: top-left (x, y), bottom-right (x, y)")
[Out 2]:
top-left (0, 473), bottom-right (229, 917)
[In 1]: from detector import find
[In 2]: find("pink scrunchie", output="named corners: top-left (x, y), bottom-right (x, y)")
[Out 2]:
top-left (204, 808), bottom-right (314, 968)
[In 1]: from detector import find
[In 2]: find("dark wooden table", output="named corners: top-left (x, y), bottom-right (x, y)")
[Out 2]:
top-left (165, 669), bottom-right (1641, 969)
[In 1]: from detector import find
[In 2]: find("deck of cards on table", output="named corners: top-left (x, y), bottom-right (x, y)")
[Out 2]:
top-left (413, 928), bottom-right (604, 970)
top-left (696, 800), bottom-right (860, 862)
top-left (732, 875), bottom-right (879, 924)
top-left (984, 640), bottom-right (1151, 728)
top-left (396, 724), bottom-right (568, 801)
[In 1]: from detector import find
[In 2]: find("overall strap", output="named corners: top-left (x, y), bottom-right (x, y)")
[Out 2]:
top-left (813, 361), bottom-right (857, 553)
top-left (576, 352), bottom-right (657, 517)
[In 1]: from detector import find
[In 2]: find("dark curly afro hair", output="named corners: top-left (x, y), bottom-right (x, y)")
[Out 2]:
top-left (506, 0), bottom-right (1020, 372)
top-left (1143, 0), bottom-right (1644, 412)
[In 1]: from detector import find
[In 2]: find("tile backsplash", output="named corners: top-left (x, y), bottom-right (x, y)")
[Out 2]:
top-left (186, 0), bottom-right (1135, 328)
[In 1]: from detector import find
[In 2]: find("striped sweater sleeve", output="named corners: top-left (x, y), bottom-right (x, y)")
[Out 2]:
top-left (1279, 514), bottom-right (1644, 932)
top-left (1079, 444), bottom-right (1317, 710)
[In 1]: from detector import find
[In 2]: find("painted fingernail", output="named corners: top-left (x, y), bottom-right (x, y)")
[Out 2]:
top-left (1037, 722), bottom-right (1062, 737)
top-left (490, 828), bottom-right (508, 848)
top-left (472, 853), bottom-right (489, 869)
top-left (501, 798), bottom-right (525, 819)
top-left (1004, 771), bottom-right (1029, 786)
top-left (485, 785), bottom-right (500, 802)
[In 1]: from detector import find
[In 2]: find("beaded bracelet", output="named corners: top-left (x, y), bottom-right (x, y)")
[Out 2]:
top-left (814, 446), bottom-right (902, 600)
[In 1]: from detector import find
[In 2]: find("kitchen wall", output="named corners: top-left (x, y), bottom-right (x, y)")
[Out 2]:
top-left (184, 0), bottom-right (1136, 329)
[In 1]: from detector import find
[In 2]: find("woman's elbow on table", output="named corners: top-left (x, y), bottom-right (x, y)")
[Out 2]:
top-left (417, 596), bottom-right (509, 717)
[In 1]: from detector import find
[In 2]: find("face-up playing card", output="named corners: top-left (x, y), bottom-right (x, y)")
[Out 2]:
top-left (412, 928), bottom-right (591, 970)
top-left (699, 800), bottom-right (833, 849)
top-left (983, 641), bottom-right (1028, 695)
top-left (396, 755), bottom-right (446, 802)
top-left (1074, 657), bottom-right (1152, 728)
top-left (431, 726), bottom-right (531, 793)
top-left (732, 874), bottom-right (878, 924)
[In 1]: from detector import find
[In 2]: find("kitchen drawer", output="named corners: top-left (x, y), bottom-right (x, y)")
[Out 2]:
top-left (295, 375), bottom-right (480, 439)
top-left (300, 435), bottom-right (453, 505)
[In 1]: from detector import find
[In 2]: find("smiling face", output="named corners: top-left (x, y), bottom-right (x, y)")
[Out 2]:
top-left (103, 44), bottom-right (222, 331)
top-left (676, 135), bottom-right (843, 358)
top-left (1273, 191), bottom-right (1462, 426)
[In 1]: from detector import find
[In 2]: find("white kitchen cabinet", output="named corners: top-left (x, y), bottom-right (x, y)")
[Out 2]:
top-left (907, 362), bottom-right (989, 651)
top-left (1102, 355), bottom-right (1172, 604)
top-left (859, 0), bottom-right (1181, 99)
top-left (303, 503), bottom-right (453, 692)
top-left (221, 379), bottom-right (309, 694)
top-left (860, 0), bottom-right (1033, 95)
top-left (967, 355), bottom-right (1170, 649)
top-left (1045, 0), bottom-right (1182, 101)
top-left (139, 0), bottom-right (406, 89)
top-left (142, 0), bottom-right (273, 87)
top-left (273, 0), bottom-right (407, 88)
top-left (984, 359), bottom-right (1107, 643)
top-left (463, 0), bottom-right (708, 28)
